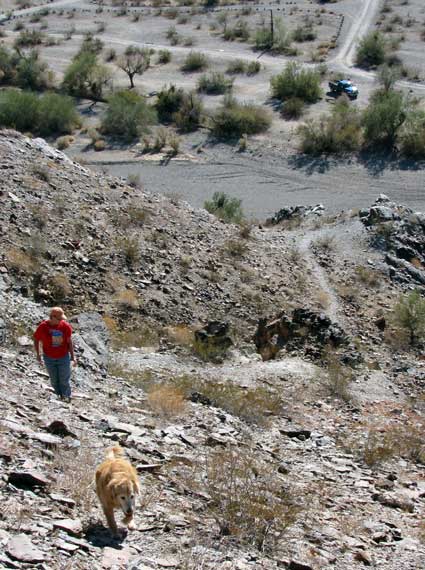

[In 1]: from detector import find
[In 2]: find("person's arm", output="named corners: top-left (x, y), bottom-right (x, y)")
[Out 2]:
top-left (33, 337), bottom-right (42, 363)
top-left (69, 337), bottom-right (77, 366)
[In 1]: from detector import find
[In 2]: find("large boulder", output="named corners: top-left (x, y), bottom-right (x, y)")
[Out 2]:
top-left (70, 312), bottom-right (109, 373)
top-left (253, 308), bottom-right (348, 361)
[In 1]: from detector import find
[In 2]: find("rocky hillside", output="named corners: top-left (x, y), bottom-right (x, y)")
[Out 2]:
top-left (1, 130), bottom-right (425, 570)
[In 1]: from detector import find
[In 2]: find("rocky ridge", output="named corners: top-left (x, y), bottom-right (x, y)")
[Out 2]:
top-left (1, 131), bottom-right (425, 569)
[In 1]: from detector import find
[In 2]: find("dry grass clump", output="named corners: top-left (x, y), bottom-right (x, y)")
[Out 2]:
top-left (48, 273), bottom-right (72, 301)
top-left (175, 375), bottom-right (282, 426)
top-left (5, 247), bottom-right (37, 275)
top-left (362, 422), bottom-right (425, 467)
top-left (317, 352), bottom-right (354, 402)
top-left (178, 447), bottom-right (300, 550)
top-left (164, 324), bottom-right (194, 346)
top-left (147, 384), bottom-right (186, 418)
top-left (104, 316), bottom-right (159, 349)
top-left (117, 234), bottom-right (140, 266)
top-left (223, 238), bottom-right (248, 258)
top-left (355, 265), bottom-right (381, 287)
top-left (113, 289), bottom-right (139, 310)
top-left (50, 444), bottom-right (98, 512)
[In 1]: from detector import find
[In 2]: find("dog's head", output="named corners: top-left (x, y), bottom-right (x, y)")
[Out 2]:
top-left (110, 478), bottom-right (140, 517)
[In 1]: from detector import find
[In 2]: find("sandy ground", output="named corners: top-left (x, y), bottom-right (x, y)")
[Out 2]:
top-left (2, 0), bottom-right (425, 217)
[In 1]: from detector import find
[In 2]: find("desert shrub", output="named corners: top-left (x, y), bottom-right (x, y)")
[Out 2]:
top-left (78, 33), bottom-right (104, 56)
top-left (355, 265), bottom-right (381, 287)
top-left (114, 289), bottom-right (139, 310)
top-left (246, 60), bottom-right (261, 75)
top-left (400, 111), bottom-right (425, 158)
top-left (94, 139), bottom-right (106, 151)
top-left (270, 62), bottom-right (322, 103)
top-left (101, 90), bottom-right (156, 140)
top-left (15, 50), bottom-right (52, 91)
top-left (49, 273), bottom-right (72, 301)
top-left (181, 51), bottom-right (208, 72)
top-left (56, 135), bottom-right (73, 150)
top-left (0, 90), bottom-right (78, 136)
top-left (104, 48), bottom-right (116, 62)
top-left (293, 25), bottom-right (316, 42)
top-left (116, 45), bottom-right (150, 89)
top-left (281, 97), bottom-right (304, 119)
top-left (319, 352), bottom-right (354, 402)
top-left (223, 238), bottom-right (248, 258)
top-left (254, 17), bottom-right (291, 53)
top-left (197, 72), bottom-right (233, 94)
top-left (5, 247), bottom-right (37, 275)
top-left (298, 98), bottom-right (362, 155)
top-left (117, 233), bottom-right (141, 266)
top-left (173, 92), bottom-right (203, 132)
top-left (157, 49), bottom-right (171, 64)
top-left (223, 20), bottom-right (250, 42)
top-left (226, 59), bottom-right (246, 74)
top-left (392, 289), bottom-right (425, 345)
top-left (362, 423), bottom-right (425, 467)
top-left (204, 191), bottom-right (244, 223)
top-left (377, 63), bottom-right (401, 92)
top-left (37, 93), bottom-right (80, 136)
top-left (62, 51), bottom-right (111, 100)
top-left (185, 448), bottom-right (300, 549)
top-left (356, 31), bottom-right (387, 69)
top-left (362, 88), bottom-right (408, 148)
top-left (147, 385), bottom-right (186, 418)
top-left (211, 96), bottom-right (271, 139)
top-left (14, 29), bottom-right (44, 48)
top-left (155, 84), bottom-right (185, 122)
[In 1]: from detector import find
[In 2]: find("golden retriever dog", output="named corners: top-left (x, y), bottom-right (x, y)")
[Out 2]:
top-left (96, 446), bottom-right (140, 536)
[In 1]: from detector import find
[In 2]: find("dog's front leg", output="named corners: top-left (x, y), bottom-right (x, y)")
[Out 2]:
top-left (123, 513), bottom-right (135, 530)
top-left (104, 507), bottom-right (119, 536)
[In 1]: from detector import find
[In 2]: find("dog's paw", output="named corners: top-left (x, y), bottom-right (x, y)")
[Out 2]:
top-left (127, 520), bottom-right (136, 531)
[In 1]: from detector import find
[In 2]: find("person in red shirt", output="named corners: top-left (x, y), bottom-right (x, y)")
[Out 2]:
top-left (33, 307), bottom-right (77, 402)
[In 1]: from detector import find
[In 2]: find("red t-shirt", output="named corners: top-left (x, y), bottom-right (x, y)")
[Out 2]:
top-left (34, 320), bottom-right (73, 359)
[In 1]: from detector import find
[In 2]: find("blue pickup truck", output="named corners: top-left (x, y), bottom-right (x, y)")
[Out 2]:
top-left (328, 79), bottom-right (359, 100)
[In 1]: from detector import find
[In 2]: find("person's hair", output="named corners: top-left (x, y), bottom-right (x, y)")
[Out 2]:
top-left (49, 306), bottom-right (67, 320)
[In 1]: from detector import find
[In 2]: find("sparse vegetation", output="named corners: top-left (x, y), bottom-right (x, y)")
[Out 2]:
top-left (181, 51), bottom-right (209, 72)
top-left (356, 31), bottom-right (387, 69)
top-left (211, 96), bottom-right (271, 139)
top-left (197, 72), bottom-right (233, 95)
top-left (204, 191), bottom-right (244, 224)
top-left (101, 90), bottom-right (157, 140)
top-left (392, 289), bottom-right (425, 345)
top-left (271, 62), bottom-right (322, 103)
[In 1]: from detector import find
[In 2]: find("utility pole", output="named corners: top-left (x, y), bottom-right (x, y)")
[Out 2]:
top-left (270, 9), bottom-right (274, 48)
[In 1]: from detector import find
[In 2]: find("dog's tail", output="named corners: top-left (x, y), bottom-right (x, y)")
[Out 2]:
top-left (105, 445), bottom-right (125, 460)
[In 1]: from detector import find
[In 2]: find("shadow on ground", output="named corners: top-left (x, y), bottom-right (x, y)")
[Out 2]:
top-left (85, 522), bottom-right (127, 548)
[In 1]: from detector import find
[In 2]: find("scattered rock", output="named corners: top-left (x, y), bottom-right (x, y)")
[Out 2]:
top-left (7, 534), bottom-right (45, 563)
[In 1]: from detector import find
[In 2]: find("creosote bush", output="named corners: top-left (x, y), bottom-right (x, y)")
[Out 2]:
top-left (197, 72), bottom-right (233, 95)
top-left (101, 90), bottom-right (157, 140)
top-left (271, 62), bottom-right (322, 103)
top-left (0, 90), bottom-right (79, 136)
top-left (211, 96), bottom-right (271, 139)
top-left (204, 191), bottom-right (244, 224)
top-left (175, 447), bottom-right (300, 550)
top-left (180, 51), bottom-right (209, 72)
top-left (356, 31), bottom-right (387, 69)
top-left (391, 289), bottom-right (425, 346)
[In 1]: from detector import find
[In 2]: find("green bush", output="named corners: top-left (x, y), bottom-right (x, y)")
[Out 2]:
top-left (156, 84), bottom-right (185, 122)
top-left (254, 17), bottom-right (291, 53)
top-left (226, 59), bottom-right (247, 74)
top-left (246, 60), bottom-right (261, 75)
top-left (281, 97), bottom-right (304, 119)
top-left (173, 92), bottom-right (203, 132)
top-left (181, 51), bottom-right (209, 72)
top-left (362, 88), bottom-right (408, 148)
top-left (270, 62), bottom-right (322, 103)
top-left (211, 96), bottom-right (271, 139)
top-left (204, 191), bottom-right (244, 224)
top-left (197, 72), bottom-right (233, 94)
top-left (101, 90), bottom-right (157, 140)
top-left (292, 25), bottom-right (316, 42)
top-left (157, 49), bottom-right (171, 64)
top-left (223, 20), bottom-right (250, 42)
top-left (62, 51), bottom-right (111, 100)
top-left (0, 89), bottom-right (78, 135)
top-left (15, 50), bottom-right (52, 91)
top-left (298, 98), bottom-right (362, 155)
top-left (356, 31), bottom-right (387, 69)
top-left (400, 111), bottom-right (425, 158)
top-left (14, 29), bottom-right (44, 48)
top-left (392, 289), bottom-right (425, 346)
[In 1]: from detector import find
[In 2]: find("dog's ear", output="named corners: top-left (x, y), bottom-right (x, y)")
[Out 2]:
top-left (107, 480), bottom-right (117, 499)
top-left (133, 479), bottom-right (141, 495)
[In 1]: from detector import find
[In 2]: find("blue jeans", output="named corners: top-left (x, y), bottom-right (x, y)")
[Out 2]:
top-left (43, 354), bottom-right (71, 398)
